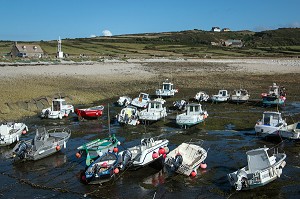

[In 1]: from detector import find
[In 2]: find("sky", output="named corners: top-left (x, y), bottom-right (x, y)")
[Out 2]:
top-left (1, 0), bottom-right (300, 41)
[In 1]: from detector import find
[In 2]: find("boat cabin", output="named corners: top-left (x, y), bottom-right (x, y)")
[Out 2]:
top-left (162, 81), bottom-right (173, 91)
top-left (246, 148), bottom-right (275, 173)
top-left (52, 98), bottom-right (66, 111)
top-left (186, 103), bottom-right (202, 115)
top-left (218, 90), bottom-right (229, 97)
top-left (233, 89), bottom-right (248, 97)
top-left (138, 93), bottom-right (149, 101)
top-left (262, 111), bottom-right (284, 126)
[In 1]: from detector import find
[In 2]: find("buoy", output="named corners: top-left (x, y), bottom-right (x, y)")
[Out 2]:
top-left (152, 151), bottom-right (159, 159)
top-left (200, 163), bottom-right (207, 169)
top-left (163, 154), bottom-right (167, 159)
top-left (137, 120), bottom-right (140, 125)
top-left (22, 130), bottom-right (27, 135)
top-left (81, 175), bottom-right (86, 181)
top-left (114, 168), bottom-right (119, 174)
top-left (158, 147), bottom-right (165, 155)
top-left (76, 152), bottom-right (81, 158)
top-left (102, 162), bottom-right (108, 167)
top-left (117, 141), bottom-right (121, 145)
top-left (64, 113), bottom-right (68, 117)
top-left (113, 147), bottom-right (119, 153)
top-left (56, 145), bottom-right (61, 151)
top-left (190, 170), bottom-right (197, 177)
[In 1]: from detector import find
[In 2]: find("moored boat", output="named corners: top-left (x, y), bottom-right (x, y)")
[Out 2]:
top-left (116, 105), bottom-right (140, 126)
top-left (254, 111), bottom-right (287, 136)
top-left (139, 101), bottom-right (167, 122)
top-left (261, 83), bottom-right (286, 106)
top-left (117, 96), bottom-right (132, 107)
top-left (12, 127), bottom-right (71, 161)
top-left (211, 89), bottom-right (230, 103)
top-left (176, 103), bottom-right (208, 128)
top-left (81, 151), bottom-right (120, 185)
top-left (75, 105), bottom-right (104, 120)
top-left (0, 122), bottom-right (28, 146)
top-left (227, 147), bottom-right (286, 191)
top-left (118, 137), bottom-right (169, 170)
top-left (194, 91), bottom-right (209, 102)
top-left (40, 98), bottom-right (74, 119)
top-left (76, 135), bottom-right (120, 166)
top-left (230, 89), bottom-right (250, 103)
top-left (277, 122), bottom-right (300, 140)
top-left (164, 139), bottom-right (208, 177)
top-left (155, 79), bottom-right (178, 97)
top-left (131, 92), bottom-right (151, 109)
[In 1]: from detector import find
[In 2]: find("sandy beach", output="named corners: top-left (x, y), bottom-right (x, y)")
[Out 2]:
top-left (0, 58), bottom-right (299, 121)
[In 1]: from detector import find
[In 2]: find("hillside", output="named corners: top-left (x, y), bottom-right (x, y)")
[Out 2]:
top-left (1, 28), bottom-right (300, 60)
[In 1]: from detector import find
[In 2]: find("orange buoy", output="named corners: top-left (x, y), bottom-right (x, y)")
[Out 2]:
top-left (200, 163), bottom-right (207, 169)
top-left (190, 170), bottom-right (197, 177)
top-left (152, 151), bottom-right (159, 159)
top-left (163, 154), bottom-right (167, 159)
top-left (113, 147), bottom-right (119, 153)
top-left (114, 168), bottom-right (119, 174)
top-left (64, 113), bottom-right (68, 117)
top-left (76, 152), bottom-right (81, 158)
top-left (56, 145), bottom-right (61, 151)
top-left (22, 130), bottom-right (27, 135)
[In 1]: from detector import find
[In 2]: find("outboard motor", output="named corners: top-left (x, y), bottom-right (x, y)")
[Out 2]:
top-left (235, 169), bottom-right (248, 191)
top-left (170, 154), bottom-right (183, 172)
top-left (120, 150), bottom-right (132, 170)
top-left (14, 142), bottom-right (28, 159)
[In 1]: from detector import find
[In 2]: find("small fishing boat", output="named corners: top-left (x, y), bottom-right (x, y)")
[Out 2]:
top-left (227, 147), bottom-right (286, 191)
top-left (0, 122), bottom-right (28, 146)
top-left (278, 122), bottom-right (300, 140)
top-left (131, 92), bottom-right (151, 109)
top-left (139, 101), bottom-right (167, 122)
top-left (116, 106), bottom-right (140, 126)
top-left (211, 90), bottom-right (230, 103)
top-left (194, 91), bottom-right (209, 102)
top-left (118, 137), bottom-right (169, 170)
top-left (81, 152), bottom-right (120, 185)
top-left (12, 127), bottom-right (71, 161)
top-left (164, 139), bottom-right (208, 176)
top-left (75, 105), bottom-right (104, 120)
top-left (40, 98), bottom-right (74, 119)
top-left (230, 89), bottom-right (250, 103)
top-left (173, 99), bottom-right (187, 111)
top-left (254, 111), bottom-right (287, 135)
top-left (117, 96), bottom-right (132, 107)
top-left (176, 103), bottom-right (208, 128)
top-left (76, 135), bottom-right (120, 166)
top-left (155, 79), bottom-right (178, 97)
top-left (261, 83), bottom-right (286, 106)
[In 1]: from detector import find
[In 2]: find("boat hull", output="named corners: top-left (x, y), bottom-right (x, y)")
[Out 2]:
top-left (0, 123), bottom-right (28, 146)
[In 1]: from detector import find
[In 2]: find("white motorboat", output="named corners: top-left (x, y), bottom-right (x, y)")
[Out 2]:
top-left (230, 89), bottom-right (250, 103)
top-left (131, 93), bottom-right (151, 109)
top-left (278, 122), bottom-right (300, 140)
top-left (155, 79), bottom-right (178, 97)
top-left (254, 111), bottom-right (287, 135)
top-left (117, 96), bottom-right (132, 107)
top-left (0, 122), bottom-right (28, 146)
top-left (211, 90), bottom-right (230, 103)
top-left (116, 106), bottom-right (140, 126)
top-left (40, 98), bottom-right (74, 119)
top-left (176, 103), bottom-right (208, 128)
top-left (164, 139), bottom-right (208, 176)
top-left (118, 137), bottom-right (169, 170)
top-left (139, 101), bottom-right (167, 122)
top-left (227, 147), bottom-right (286, 191)
top-left (194, 91), bottom-right (209, 102)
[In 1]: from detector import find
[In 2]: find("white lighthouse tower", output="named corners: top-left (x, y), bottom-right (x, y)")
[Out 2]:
top-left (57, 36), bottom-right (64, 58)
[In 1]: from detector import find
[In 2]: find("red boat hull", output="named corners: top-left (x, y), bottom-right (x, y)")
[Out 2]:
top-left (75, 107), bottom-right (104, 119)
